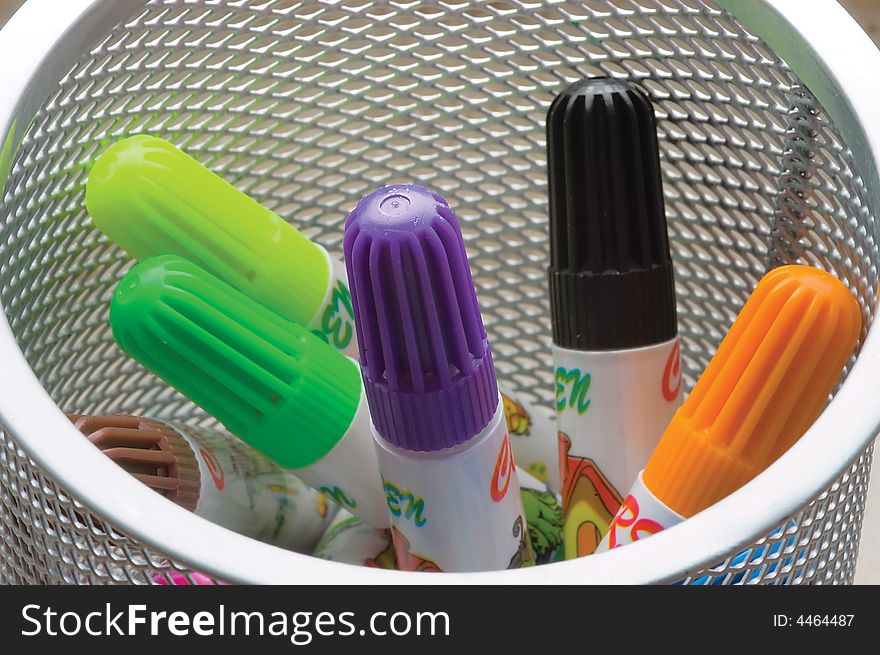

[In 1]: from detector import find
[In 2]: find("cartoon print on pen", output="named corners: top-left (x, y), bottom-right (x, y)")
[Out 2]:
top-left (520, 487), bottom-right (563, 564)
top-left (502, 393), bottom-right (551, 484)
top-left (502, 393), bottom-right (532, 436)
top-left (385, 527), bottom-right (443, 573)
top-left (559, 432), bottom-right (623, 558)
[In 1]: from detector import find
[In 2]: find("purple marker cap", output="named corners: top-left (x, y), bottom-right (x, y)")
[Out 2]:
top-left (344, 184), bottom-right (498, 452)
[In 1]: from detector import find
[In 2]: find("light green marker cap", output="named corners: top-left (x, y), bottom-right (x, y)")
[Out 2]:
top-left (87, 135), bottom-right (331, 328)
top-left (109, 254), bottom-right (361, 470)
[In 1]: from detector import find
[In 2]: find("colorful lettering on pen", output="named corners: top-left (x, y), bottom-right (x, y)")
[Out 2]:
top-left (555, 367), bottom-right (591, 415)
top-left (198, 447), bottom-right (225, 490)
top-left (319, 280), bottom-right (354, 350)
top-left (383, 480), bottom-right (427, 528)
top-left (605, 494), bottom-right (663, 549)
top-left (318, 485), bottom-right (358, 509)
top-left (662, 340), bottom-right (682, 402)
top-left (490, 434), bottom-right (515, 502)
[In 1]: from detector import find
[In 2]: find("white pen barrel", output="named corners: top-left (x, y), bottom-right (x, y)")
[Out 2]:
top-left (554, 336), bottom-right (682, 558)
top-left (294, 396), bottom-right (389, 530)
top-left (372, 400), bottom-right (533, 572)
top-left (173, 424), bottom-right (338, 553)
top-left (314, 466), bottom-right (564, 567)
top-left (596, 471), bottom-right (684, 551)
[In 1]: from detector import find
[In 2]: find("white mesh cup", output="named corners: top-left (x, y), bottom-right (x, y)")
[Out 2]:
top-left (1, 0), bottom-right (879, 585)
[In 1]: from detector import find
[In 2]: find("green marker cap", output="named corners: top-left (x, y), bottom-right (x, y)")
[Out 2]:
top-left (109, 254), bottom-right (362, 470)
top-left (87, 135), bottom-right (332, 328)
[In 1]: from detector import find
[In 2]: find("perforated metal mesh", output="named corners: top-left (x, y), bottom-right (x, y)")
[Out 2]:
top-left (0, 0), bottom-right (877, 584)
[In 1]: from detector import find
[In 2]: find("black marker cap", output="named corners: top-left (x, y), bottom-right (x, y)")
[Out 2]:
top-left (547, 77), bottom-right (677, 351)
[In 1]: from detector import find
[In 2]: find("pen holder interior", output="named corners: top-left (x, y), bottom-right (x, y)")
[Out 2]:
top-left (0, 0), bottom-right (878, 584)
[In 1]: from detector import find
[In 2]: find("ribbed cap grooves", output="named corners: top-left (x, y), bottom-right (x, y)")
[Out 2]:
top-left (86, 134), bottom-right (330, 325)
top-left (109, 255), bottom-right (362, 470)
top-left (644, 265), bottom-right (862, 518)
top-left (547, 77), bottom-right (677, 349)
top-left (71, 414), bottom-right (201, 512)
top-left (344, 185), bottom-right (498, 451)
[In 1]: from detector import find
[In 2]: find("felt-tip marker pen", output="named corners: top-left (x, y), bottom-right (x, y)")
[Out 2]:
top-left (598, 265), bottom-right (861, 550)
top-left (87, 135), bottom-right (357, 356)
top-left (547, 78), bottom-right (681, 558)
top-left (345, 185), bottom-right (534, 572)
top-left (71, 413), bottom-right (336, 553)
top-left (109, 255), bottom-right (388, 528)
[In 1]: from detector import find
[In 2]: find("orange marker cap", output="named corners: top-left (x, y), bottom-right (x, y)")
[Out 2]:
top-left (643, 265), bottom-right (861, 518)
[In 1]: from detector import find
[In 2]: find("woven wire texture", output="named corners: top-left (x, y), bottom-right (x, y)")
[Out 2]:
top-left (0, 0), bottom-right (877, 584)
